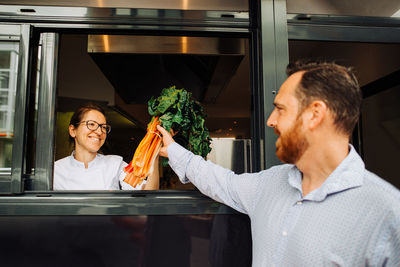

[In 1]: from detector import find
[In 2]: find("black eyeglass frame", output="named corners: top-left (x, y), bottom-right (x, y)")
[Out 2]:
top-left (78, 120), bottom-right (111, 134)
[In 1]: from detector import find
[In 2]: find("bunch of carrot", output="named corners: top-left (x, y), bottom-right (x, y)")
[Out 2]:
top-left (123, 117), bottom-right (162, 187)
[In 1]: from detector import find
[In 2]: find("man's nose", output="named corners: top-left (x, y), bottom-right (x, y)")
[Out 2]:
top-left (266, 111), bottom-right (276, 128)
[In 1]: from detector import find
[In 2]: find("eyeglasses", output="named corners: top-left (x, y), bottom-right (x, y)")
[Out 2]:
top-left (79, 120), bottom-right (111, 134)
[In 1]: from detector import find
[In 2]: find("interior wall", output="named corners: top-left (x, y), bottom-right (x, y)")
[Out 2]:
top-left (203, 44), bottom-right (251, 139)
top-left (57, 34), bottom-right (115, 105)
top-left (289, 40), bottom-right (400, 189)
top-left (288, 41), bottom-right (400, 86)
top-left (362, 85), bottom-right (400, 189)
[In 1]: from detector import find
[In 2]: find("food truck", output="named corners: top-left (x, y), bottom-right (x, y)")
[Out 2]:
top-left (0, 0), bottom-right (399, 266)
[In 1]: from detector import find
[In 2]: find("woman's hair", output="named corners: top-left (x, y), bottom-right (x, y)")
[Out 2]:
top-left (69, 102), bottom-right (107, 143)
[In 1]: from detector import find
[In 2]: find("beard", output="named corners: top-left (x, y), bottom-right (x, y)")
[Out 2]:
top-left (275, 116), bottom-right (309, 164)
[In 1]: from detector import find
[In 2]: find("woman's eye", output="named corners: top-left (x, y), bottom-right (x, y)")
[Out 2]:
top-left (88, 122), bottom-right (96, 127)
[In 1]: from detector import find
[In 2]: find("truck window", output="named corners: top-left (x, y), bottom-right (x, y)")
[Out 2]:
top-left (54, 33), bottom-right (251, 190)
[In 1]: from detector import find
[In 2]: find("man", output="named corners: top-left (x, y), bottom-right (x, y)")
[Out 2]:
top-left (156, 61), bottom-right (400, 266)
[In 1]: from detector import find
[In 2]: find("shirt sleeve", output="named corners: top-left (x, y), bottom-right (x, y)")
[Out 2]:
top-left (167, 142), bottom-right (265, 214)
top-left (118, 161), bottom-right (147, 190)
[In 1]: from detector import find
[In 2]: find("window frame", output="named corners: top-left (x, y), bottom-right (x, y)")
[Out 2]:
top-left (19, 6), bottom-right (264, 194)
top-left (0, 2), bottom-right (288, 216)
top-left (0, 24), bottom-right (31, 195)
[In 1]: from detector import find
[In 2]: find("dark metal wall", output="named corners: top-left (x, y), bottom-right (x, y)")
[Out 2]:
top-left (0, 214), bottom-right (252, 267)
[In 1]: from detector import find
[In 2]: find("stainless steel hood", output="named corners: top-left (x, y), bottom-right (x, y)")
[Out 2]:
top-left (87, 35), bottom-right (246, 104)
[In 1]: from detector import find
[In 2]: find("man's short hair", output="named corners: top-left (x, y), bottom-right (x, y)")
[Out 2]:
top-left (287, 61), bottom-right (362, 136)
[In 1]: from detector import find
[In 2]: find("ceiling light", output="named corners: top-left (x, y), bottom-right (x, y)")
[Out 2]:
top-left (392, 9), bottom-right (400, 17)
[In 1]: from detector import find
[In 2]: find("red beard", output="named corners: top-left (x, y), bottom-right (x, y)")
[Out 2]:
top-left (275, 117), bottom-right (309, 164)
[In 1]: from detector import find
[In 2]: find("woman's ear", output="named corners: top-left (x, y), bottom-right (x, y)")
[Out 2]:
top-left (307, 100), bottom-right (327, 130)
top-left (69, 124), bottom-right (76, 138)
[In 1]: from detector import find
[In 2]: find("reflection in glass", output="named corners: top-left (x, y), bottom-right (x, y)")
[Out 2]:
top-left (0, 111), bottom-right (6, 129)
top-left (289, 40), bottom-right (400, 189)
top-left (0, 42), bottom-right (18, 170)
top-left (0, 71), bottom-right (9, 88)
top-left (0, 51), bottom-right (10, 68)
top-left (0, 214), bottom-right (252, 267)
top-left (0, 90), bottom-right (8, 105)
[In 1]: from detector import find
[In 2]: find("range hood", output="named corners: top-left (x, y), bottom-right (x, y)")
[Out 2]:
top-left (88, 35), bottom-right (245, 104)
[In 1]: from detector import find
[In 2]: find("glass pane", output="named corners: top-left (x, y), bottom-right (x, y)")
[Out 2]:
top-left (0, 51), bottom-right (10, 68)
top-left (0, 138), bottom-right (12, 171)
top-left (0, 42), bottom-right (19, 171)
top-left (0, 111), bottom-right (6, 128)
top-left (0, 71), bottom-right (9, 88)
top-left (288, 40), bottom-right (400, 189)
top-left (0, 90), bottom-right (8, 105)
top-left (362, 85), bottom-right (400, 189)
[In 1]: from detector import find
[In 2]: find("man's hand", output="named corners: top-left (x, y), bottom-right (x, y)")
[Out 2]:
top-left (156, 125), bottom-right (175, 158)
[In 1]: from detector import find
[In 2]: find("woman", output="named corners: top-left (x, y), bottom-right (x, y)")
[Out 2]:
top-left (53, 103), bottom-right (159, 190)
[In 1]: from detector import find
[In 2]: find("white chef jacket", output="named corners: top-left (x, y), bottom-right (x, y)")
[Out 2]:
top-left (53, 152), bottom-right (145, 190)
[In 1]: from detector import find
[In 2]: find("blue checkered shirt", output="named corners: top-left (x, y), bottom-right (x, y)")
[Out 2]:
top-left (168, 143), bottom-right (400, 266)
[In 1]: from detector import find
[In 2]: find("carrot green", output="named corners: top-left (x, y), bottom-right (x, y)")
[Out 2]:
top-left (148, 86), bottom-right (212, 160)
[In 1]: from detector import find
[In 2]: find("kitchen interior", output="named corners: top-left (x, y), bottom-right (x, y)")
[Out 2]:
top-left (55, 33), bottom-right (252, 189)
top-left (54, 32), bottom-right (400, 190)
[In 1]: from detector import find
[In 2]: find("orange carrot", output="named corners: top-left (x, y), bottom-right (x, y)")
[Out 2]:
top-left (142, 138), bottom-right (161, 174)
top-left (123, 116), bottom-right (161, 188)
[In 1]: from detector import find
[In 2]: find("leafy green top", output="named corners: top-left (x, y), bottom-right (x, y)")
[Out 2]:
top-left (148, 86), bottom-right (212, 158)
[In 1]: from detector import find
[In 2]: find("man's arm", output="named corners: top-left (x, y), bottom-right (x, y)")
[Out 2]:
top-left (157, 125), bottom-right (263, 214)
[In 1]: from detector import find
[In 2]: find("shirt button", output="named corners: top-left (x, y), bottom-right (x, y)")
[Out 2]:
top-left (296, 201), bottom-right (303, 205)
top-left (282, 231), bottom-right (288, 236)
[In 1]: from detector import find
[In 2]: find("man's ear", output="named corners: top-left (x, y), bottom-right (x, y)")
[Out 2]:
top-left (307, 100), bottom-right (327, 130)
top-left (69, 124), bottom-right (76, 138)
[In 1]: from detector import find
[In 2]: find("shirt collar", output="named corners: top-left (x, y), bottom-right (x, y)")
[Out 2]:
top-left (69, 151), bottom-right (101, 168)
top-left (288, 144), bottom-right (365, 202)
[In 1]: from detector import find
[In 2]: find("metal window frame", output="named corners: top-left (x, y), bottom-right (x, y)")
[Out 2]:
top-left (0, 2), bottom-right (289, 215)
top-left (287, 14), bottom-right (400, 43)
top-left (258, 0), bottom-right (289, 168)
top-left (0, 24), bottom-right (32, 195)
top-left (32, 32), bottom-right (58, 190)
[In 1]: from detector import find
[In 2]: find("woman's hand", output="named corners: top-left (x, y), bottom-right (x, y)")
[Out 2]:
top-left (143, 155), bottom-right (160, 190)
top-left (156, 125), bottom-right (175, 158)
